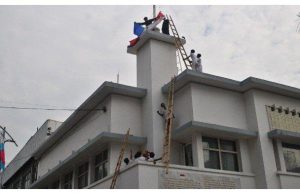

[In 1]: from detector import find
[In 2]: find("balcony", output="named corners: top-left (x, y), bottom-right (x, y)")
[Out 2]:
top-left (87, 161), bottom-right (255, 189)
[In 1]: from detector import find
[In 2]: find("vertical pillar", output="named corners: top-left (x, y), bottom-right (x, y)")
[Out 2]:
top-left (192, 133), bottom-right (204, 168)
top-left (59, 175), bottom-right (63, 189)
top-left (276, 140), bottom-right (286, 172)
top-left (134, 33), bottom-right (179, 157)
top-left (72, 166), bottom-right (77, 189)
top-left (88, 156), bottom-right (94, 185)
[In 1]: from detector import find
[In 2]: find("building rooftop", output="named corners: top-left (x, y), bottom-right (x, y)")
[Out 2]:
top-left (33, 82), bottom-right (147, 159)
top-left (162, 69), bottom-right (300, 100)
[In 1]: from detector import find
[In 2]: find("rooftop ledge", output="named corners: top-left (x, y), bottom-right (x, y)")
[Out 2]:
top-left (33, 82), bottom-right (147, 159)
top-left (268, 129), bottom-right (300, 144)
top-left (173, 121), bottom-right (257, 141)
top-left (162, 69), bottom-right (300, 100)
top-left (86, 161), bottom-right (254, 189)
top-left (127, 30), bottom-right (186, 55)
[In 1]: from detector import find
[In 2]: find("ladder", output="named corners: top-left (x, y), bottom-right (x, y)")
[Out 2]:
top-left (166, 15), bottom-right (192, 70)
top-left (110, 128), bottom-right (130, 189)
top-left (176, 50), bottom-right (183, 73)
top-left (162, 77), bottom-right (176, 174)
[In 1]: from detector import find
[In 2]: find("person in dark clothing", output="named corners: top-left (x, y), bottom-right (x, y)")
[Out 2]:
top-left (148, 152), bottom-right (155, 162)
top-left (136, 17), bottom-right (156, 27)
top-left (134, 151), bottom-right (142, 159)
top-left (124, 158), bottom-right (130, 165)
top-left (157, 103), bottom-right (166, 118)
top-left (162, 18), bottom-right (170, 35)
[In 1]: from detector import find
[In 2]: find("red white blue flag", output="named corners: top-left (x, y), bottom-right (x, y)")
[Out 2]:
top-left (0, 131), bottom-right (5, 172)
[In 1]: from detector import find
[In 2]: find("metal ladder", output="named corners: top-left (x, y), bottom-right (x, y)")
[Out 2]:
top-left (162, 77), bottom-right (176, 174)
top-left (110, 128), bottom-right (130, 189)
top-left (166, 15), bottom-right (192, 70)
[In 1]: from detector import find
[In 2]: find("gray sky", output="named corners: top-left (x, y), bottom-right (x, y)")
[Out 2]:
top-left (0, 5), bottom-right (300, 164)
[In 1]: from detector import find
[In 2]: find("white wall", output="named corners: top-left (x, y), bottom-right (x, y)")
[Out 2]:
top-left (278, 174), bottom-right (300, 189)
top-left (38, 98), bottom-right (111, 177)
top-left (88, 163), bottom-right (139, 189)
top-left (90, 162), bottom-right (256, 189)
top-left (191, 83), bottom-right (248, 130)
top-left (110, 94), bottom-right (142, 136)
top-left (173, 84), bottom-right (193, 129)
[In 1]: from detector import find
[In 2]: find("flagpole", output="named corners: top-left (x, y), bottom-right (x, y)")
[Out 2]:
top-left (153, 5), bottom-right (156, 18)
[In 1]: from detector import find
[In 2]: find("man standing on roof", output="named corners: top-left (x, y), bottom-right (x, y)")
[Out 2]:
top-left (162, 18), bottom-right (170, 35)
top-left (184, 49), bottom-right (196, 70)
top-left (195, 53), bottom-right (202, 72)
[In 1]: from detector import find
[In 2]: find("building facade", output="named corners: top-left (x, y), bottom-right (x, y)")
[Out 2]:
top-left (1, 31), bottom-right (300, 189)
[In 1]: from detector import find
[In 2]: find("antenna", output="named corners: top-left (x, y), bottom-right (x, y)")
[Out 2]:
top-left (0, 126), bottom-right (18, 147)
top-left (117, 72), bottom-right (120, 84)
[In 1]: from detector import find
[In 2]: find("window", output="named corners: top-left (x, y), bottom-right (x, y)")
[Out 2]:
top-left (282, 143), bottom-right (300, 173)
top-left (12, 179), bottom-right (21, 189)
top-left (63, 172), bottom-right (73, 189)
top-left (94, 150), bottom-right (108, 182)
top-left (202, 137), bottom-right (239, 172)
top-left (184, 144), bottom-right (193, 166)
top-left (51, 180), bottom-right (60, 189)
top-left (31, 162), bottom-right (38, 183)
top-left (21, 170), bottom-right (31, 188)
top-left (78, 162), bottom-right (89, 189)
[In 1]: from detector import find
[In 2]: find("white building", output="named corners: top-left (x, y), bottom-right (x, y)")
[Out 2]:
top-left (1, 30), bottom-right (300, 189)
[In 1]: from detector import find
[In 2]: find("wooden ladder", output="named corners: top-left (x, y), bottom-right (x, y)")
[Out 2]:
top-left (166, 15), bottom-right (192, 70)
top-left (110, 128), bottom-right (130, 189)
top-left (162, 77), bottom-right (176, 174)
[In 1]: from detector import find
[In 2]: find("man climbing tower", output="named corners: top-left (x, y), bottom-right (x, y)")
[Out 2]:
top-left (136, 16), bottom-right (156, 28)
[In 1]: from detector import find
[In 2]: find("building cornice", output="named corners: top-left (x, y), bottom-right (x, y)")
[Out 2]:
top-left (162, 69), bottom-right (300, 99)
top-left (173, 120), bottom-right (258, 141)
top-left (268, 129), bottom-right (300, 144)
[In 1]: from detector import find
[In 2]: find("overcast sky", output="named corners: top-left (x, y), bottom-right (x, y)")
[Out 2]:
top-left (0, 5), bottom-right (300, 164)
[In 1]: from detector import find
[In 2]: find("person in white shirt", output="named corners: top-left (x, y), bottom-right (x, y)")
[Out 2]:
top-left (195, 53), bottom-right (202, 72)
top-left (185, 49), bottom-right (196, 70)
top-left (134, 151), bottom-right (146, 161)
top-left (147, 152), bottom-right (155, 162)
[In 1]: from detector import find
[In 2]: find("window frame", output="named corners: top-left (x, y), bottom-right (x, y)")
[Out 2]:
top-left (21, 169), bottom-right (31, 189)
top-left (282, 142), bottom-right (300, 174)
top-left (63, 171), bottom-right (73, 189)
top-left (77, 162), bottom-right (89, 189)
top-left (202, 136), bottom-right (240, 172)
top-left (94, 149), bottom-right (108, 182)
top-left (183, 143), bottom-right (193, 167)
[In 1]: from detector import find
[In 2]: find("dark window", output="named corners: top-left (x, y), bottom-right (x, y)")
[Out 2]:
top-left (78, 162), bottom-right (89, 189)
top-left (12, 179), bottom-right (21, 189)
top-left (184, 144), bottom-right (193, 166)
top-left (63, 172), bottom-right (73, 189)
top-left (31, 162), bottom-right (38, 183)
top-left (282, 143), bottom-right (300, 173)
top-left (94, 150), bottom-right (108, 182)
top-left (21, 170), bottom-right (31, 189)
top-left (202, 137), bottom-right (239, 172)
top-left (51, 180), bottom-right (60, 189)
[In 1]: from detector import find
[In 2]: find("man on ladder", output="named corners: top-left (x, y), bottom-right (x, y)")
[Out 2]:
top-left (161, 77), bottom-right (176, 174)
